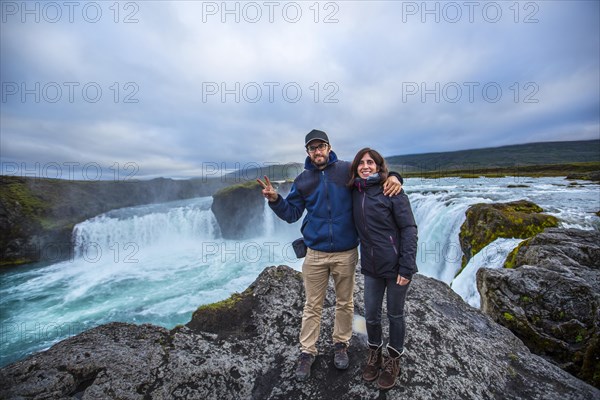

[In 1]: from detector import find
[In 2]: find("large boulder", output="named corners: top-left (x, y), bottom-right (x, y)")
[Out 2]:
top-left (211, 181), bottom-right (266, 240)
top-left (2, 265), bottom-right (597, 399)
top-left (459, 200), bottom-right (558, 270)
top-left (478, 228), bottom-right (600, 388)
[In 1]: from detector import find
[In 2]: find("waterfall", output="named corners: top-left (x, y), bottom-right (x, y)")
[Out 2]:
top-left (2, 177), bottom-right (598, 368)
top-left (409, 190), bottom-right (490, 284)
top-left (451, 238), bottom-right (524, 308)
top-left (263, 200), bottom-right (275, 237)
top-left (72, 197), bottom-right (220, 258)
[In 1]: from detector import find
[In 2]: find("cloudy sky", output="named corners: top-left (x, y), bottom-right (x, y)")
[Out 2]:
top-left (1, 1), bottom-right (598, 179)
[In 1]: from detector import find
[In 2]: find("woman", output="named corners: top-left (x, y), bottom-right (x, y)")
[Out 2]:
top-left (349, 148), bottom-right (418, 390)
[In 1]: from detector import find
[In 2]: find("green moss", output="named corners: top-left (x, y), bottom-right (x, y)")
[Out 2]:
top-left (213, 180), bottom-right (261, 198)
top-left (503, 312), bottom-right (515, 321)
top-left (193, 287), bottom-right (254, 315)
top-left (458, 200), bottom-right (559, 271)
top-left (1, 181), bottom-right (48, 220)
top-left (503, 239), bottom-right (529, 269)
top-left (520, 295), bottom-right (531, 303)
top-left (0, 258), bottom-right (34, 267)
top-left (575, 328), bottom-right (588, 343)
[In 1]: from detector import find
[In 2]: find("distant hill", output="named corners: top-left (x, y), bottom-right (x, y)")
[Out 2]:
top-left (225, 140), bottom-right (599, 181)
top-left (386, 140), bottom-right (599, 171)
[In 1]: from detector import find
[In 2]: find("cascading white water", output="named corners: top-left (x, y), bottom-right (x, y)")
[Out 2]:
top-left (72, 197), bottom-right (221, 259)
top-left (1, 176), bottom-right (598, 368)
top-left (451, 237), bottom-right (525, 307)
top-left (262, 200), bottom-right (275, 238)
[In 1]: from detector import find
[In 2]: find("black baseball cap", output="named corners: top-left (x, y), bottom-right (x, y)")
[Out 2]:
top-left (305, 129), bottom-right (329, 146)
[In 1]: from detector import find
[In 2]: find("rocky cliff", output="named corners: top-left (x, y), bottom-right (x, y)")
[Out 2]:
top-left (211, 180), bottom-right (293, 239)
top-left (210, 181), bottom-right (266, 240)
top-left (478, 228), bottom-right (600, 388)
top-left (0, 176), bottom-right (227, 266)
top-left (1, 265), bottom-right (597, 399)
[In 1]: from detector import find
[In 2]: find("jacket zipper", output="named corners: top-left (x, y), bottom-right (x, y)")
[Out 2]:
top-left (360, 188), bottom-right (376, 274)
top-left (389, 236), bottom-right (398, 255)
top-left (323, 170), bottom-right (333, 251)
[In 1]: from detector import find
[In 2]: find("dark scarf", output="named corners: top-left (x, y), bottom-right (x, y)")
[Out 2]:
top-left (354, 173), bottom-right (381, 192)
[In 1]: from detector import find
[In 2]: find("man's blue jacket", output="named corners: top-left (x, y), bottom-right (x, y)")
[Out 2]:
top-left (269, 151), bottom-right (359, 253)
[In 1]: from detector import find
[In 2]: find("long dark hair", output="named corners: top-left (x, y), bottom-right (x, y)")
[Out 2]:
top-left (348, 147), bottom-right (389, 186)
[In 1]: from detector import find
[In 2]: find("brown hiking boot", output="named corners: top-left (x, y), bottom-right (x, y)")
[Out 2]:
top-left (377, 346), bottom-right (403, 390)
top-left (295, 352), bottom-right (315, 382)
top-left (362, 343), bottom-right (382, 382)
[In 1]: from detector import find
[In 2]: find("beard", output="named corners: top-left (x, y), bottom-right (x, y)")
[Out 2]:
top-left (311, 154), bottom-right (329, 168)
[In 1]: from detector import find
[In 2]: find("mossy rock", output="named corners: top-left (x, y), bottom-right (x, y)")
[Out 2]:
top-left (212, 180), bottom-right (262, 199)
top-left (459, 200), bottom-right (558, 270)
top-left (503, 239), bottom-right (531, 269)
top-left (186, 288), bottom-right (257, 339)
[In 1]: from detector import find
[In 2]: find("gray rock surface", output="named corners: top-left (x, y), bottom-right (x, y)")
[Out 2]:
top-left (2, 265), bottom-right (598, 399)
top-left (478, 228), bottom-right (600, 388)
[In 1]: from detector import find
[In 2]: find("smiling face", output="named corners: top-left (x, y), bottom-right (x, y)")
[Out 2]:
top-left (357, 153), bottom-right (378, 179)
top-left (306, 140), bottom-right (331, 169)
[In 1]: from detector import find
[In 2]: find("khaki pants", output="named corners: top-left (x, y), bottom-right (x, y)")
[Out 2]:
top-left (299, 247), bottom-right (358, 355)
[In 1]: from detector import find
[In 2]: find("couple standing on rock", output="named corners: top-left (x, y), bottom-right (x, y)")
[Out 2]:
top-left (257, 129), bottom-right (418, 390)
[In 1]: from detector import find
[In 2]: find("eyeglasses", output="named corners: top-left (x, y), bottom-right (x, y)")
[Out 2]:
top-left (307, 143), bottom-right (329, 153)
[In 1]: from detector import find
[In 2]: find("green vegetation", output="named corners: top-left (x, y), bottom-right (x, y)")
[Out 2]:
top-left (391, 161), bottom-right (600, 180)
top-left (192, 288), bottom-right (253, 316)
top-left (520, 295), bottom-right (531, 303)
top-left (503, 312), bottom-right (515, 321)
top-left (2, 180), bottom-right (48, 219)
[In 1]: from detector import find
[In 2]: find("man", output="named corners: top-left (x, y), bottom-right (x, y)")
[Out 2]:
top-left (257, 129), bottom-right (402, 381)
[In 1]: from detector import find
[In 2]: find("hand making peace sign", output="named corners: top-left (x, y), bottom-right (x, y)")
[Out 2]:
top-left (257, 175), bottom-right (278, 202)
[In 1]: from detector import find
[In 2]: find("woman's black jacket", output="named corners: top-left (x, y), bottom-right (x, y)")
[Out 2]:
top-left (352, 176), bottom-right (418, 280)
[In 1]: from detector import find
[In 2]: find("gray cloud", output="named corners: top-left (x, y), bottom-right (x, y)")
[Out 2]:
top-left (1, 1), bottom-right (598, 179)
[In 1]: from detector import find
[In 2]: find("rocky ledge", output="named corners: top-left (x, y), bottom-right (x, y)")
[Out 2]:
top-left (2, 265), bottom-right (598, 399)
top-left (478, 228), bottom-right (600, 388)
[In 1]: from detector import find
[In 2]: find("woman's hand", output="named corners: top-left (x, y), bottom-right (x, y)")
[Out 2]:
top-left (397, 275), bottom-right (410, 286)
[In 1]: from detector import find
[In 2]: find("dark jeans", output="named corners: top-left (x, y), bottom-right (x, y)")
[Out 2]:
top-left (364, 274), bottom-right (410, 352)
